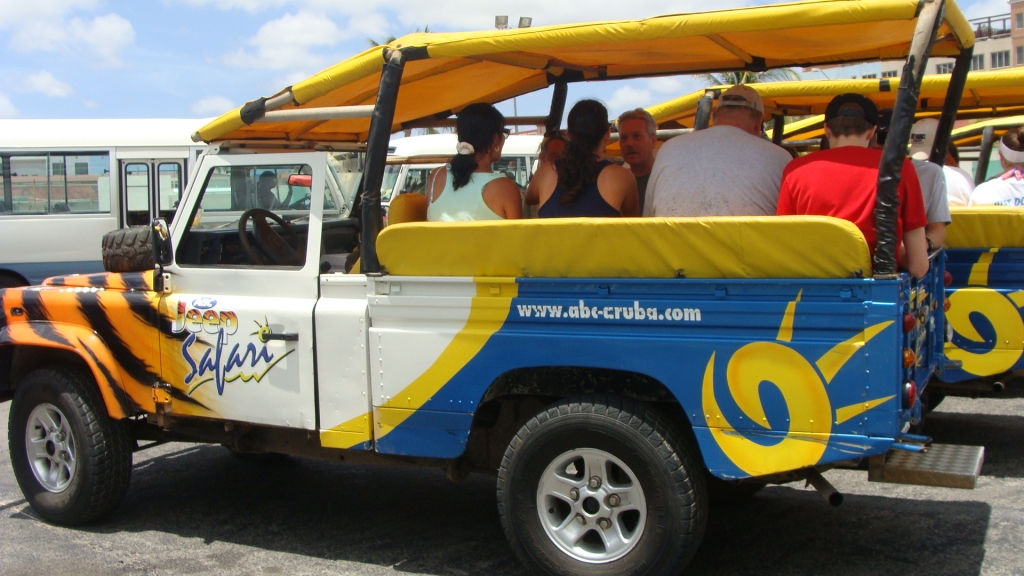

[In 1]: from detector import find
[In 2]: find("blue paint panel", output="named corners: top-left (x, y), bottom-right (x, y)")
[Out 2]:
top-left (374, 272), bottom-right (944, 478)
top-left (374, 409), bottom-right (474, 458)
top-left (0, 260), bottom-right (105, 286)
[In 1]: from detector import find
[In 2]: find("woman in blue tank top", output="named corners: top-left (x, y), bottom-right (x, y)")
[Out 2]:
top-left (426, 103), bottom-right (522, 222)
top-left (530, 100), bottom-right (639, 218)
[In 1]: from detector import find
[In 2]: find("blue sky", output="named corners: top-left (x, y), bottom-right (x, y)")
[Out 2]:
top-left (0, 0), bottom-right (1008, 122)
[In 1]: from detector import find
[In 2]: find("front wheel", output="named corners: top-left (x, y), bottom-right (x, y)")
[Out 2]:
top-left (498, 395), bottom-right (708, 576)
top-left (8, 367), bottom-right (133, 525)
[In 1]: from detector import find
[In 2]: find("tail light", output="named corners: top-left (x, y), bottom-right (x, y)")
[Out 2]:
top-left (944, 298), bottom-right (951, 312)
top-left (903, 348), bottom-right (916, 368)
top-left (903, 381), bottom-right (918, 409)
top-left (903, 312), bottom-right (917, 332)
top-left (944, 271), bottom-right (953, 287)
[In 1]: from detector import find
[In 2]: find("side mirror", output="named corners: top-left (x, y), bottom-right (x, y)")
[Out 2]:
top-left (288, 174), bottom-right (313, 187)
top-left (151, 218), bottom-right (174, 266)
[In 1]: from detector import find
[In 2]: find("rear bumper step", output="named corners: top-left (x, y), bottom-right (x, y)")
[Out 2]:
top-left (868, 443), bottom-right (984, 489)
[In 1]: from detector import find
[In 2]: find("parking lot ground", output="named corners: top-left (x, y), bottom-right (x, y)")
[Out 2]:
top-left (1, 391), bottom-right (1022, 576)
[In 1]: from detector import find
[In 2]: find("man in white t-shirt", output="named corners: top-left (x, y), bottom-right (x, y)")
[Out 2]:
top-left (970, 127), bottom-right (1024, 206)
top-left (644, 85), bottom-right (792, 217)
top-left (909, 118), bottom-right (974, 207)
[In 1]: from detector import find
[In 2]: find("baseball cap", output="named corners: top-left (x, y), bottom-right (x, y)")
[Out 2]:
top-left (824, 93), bottom-right (879, 126)
top-left (909, 118), bottom-right (939, 160)
top-left (717, 85), bottom-right (764, 115)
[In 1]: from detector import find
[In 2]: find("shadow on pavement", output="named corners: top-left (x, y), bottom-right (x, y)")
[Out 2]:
top-left (69, 444), bottom-right (989, 576)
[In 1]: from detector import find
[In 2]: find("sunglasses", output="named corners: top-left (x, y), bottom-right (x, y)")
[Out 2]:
top-left (502, 128), bottom-right (511, 137)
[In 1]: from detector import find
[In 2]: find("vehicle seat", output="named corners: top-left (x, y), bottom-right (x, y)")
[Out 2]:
top-left (347, 193), bottom-right (429, 274)
top-left (388, 193), bottom-right (428, 225)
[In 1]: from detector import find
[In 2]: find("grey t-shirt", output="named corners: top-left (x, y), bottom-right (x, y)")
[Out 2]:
top-left (911, 158), bottom-right (952, 225)
top-left (644, 125), bottom-right (792, 217)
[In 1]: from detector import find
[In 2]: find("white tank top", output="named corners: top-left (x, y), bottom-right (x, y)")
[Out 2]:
top-left (427, 167), bottom-right (506, 221)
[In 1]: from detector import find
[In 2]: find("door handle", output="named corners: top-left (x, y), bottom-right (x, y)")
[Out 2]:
top-left (262, 332), bottom-right (299, 342)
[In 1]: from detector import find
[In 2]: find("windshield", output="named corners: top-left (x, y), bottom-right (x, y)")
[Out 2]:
top-left (381, 165), bottom-right (401, 202)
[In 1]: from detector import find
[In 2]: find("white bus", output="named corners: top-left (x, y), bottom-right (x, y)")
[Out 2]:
top-left (0, 119), bottom-right (208, 286)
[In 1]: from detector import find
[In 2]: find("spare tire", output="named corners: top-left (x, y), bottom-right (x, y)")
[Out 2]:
top-left (102, 227), bottom-right (155, 273)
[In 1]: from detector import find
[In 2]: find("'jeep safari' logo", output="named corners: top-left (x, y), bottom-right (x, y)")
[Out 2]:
top-left (171, 299), bottom-right (292, 397)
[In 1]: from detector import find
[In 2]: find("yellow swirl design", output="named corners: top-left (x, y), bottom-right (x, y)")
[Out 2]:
top-left (946, 288), bottom-right (1024, 376)
top-left (702, 343), bottom-right (831, 476)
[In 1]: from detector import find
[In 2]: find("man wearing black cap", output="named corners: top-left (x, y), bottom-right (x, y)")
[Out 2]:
top-left (776, 94), bottom-right (929, 278)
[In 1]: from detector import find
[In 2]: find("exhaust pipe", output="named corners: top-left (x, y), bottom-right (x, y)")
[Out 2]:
top-left (805, 469), bottom-right (844, 507)
top-left (993, 381), bottom-right (1005, 393)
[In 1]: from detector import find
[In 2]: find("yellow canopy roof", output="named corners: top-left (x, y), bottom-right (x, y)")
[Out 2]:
top-left (951, 114), bottom-right (1024, 146)
top-left (197, 0), bottom-right (973, 145)
top-left (649, 68), bottom-right (1024, 130)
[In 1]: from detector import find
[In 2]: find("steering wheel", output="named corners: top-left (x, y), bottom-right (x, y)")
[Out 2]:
top-left (238, 208), bottom-right (303, 266)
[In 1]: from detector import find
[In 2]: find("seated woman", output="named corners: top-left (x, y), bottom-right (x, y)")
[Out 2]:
top-left (530, 99), bottom-right (639, 218)
top-left (426, 103), bottom-right (523, 221)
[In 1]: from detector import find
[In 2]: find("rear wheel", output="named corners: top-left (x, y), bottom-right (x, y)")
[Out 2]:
top-left (498, 395), bottom-right (708, 576)
top-left (8, 367), bottom-right (133, 525)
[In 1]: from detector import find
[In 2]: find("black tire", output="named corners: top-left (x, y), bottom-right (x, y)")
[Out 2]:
top-left (705, 473), bottom-right (766, 505)
top-left (102, 226), bottom-right (155, 273)
top-left (8, 367), bottom-right (133, 525)
top-left (498, 395), bottom-right (708, 576)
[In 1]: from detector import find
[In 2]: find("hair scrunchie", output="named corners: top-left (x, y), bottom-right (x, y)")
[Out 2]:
top-left (456, 142), bottom-right (475, 155)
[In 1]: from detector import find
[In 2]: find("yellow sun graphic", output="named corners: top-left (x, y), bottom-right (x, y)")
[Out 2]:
top-left (702, 290), bottom-right (895, 476)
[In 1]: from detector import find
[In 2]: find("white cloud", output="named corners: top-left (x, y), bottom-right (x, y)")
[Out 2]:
top-left (0, 92), bottom-right (19, 118)
top-left (173, 0), bottom-right (289, 11)
top-left (24, 71), bottom-right (74, 97)
top-left (222, 11), bottom-right (343, 70)
top-left (192, 95), bottom-right (236, 115)
top-left (82, 99), bottom-right (99, 108)
top-left (607, 85), bottom-right (652, 113)
top-left (648, 77), bottom-right (685, 94)
top-left (0, 2), bottom-right (135, 66)
top-left (70, 13), bottom-right (136, 66)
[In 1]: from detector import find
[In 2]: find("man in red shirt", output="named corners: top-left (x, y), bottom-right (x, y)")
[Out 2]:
top-left (777, 94), bottom-right (929, 278)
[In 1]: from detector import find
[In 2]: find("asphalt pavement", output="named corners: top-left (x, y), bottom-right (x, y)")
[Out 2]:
top-left (1, 390), bottom-right (1022, 576)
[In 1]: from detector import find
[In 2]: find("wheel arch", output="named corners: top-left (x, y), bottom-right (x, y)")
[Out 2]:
top-left (463, 366), bottom-right (699, 472)
top-left (0, 322), bottom-right (132, 419)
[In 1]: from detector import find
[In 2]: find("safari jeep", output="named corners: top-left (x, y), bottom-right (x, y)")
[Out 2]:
top-left (0, 1), bottom-right (988, 575)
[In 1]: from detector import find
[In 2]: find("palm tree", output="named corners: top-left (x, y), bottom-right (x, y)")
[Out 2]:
top-left (368, 26), bottom-right (429, 48)
top-left (698, 69), bottom-right (800, 86)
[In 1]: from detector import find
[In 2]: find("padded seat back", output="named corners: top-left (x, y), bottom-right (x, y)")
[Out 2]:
top-left (377, 216), bottom-right (872, 279)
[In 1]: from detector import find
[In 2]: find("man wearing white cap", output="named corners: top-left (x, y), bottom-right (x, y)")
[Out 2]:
top-left (909, 118), bottom-right (974, 207)
top-left (970, 125), bottom-right (1024, 206)
top-left (644, 84), bottom-right (792, 217)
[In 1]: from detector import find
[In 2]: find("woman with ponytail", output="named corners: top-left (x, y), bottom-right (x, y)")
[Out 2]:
top-left (530, 99), bottom-right (639, 218)
top-left (426, 103), bottom-right (522, 221)
top-left (970, 124), bottom-right (1024, 207)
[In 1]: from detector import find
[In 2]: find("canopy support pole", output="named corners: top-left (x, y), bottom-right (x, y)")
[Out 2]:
top-left (772, 115), bottom-right (785, 145)
top-left (361, 51), bottom-right (406, 275)
top-left (873, 0), bottom-right (944, 278)
top-left (545, 81), bottom-right (568, 133)
top-left (694, 92), bottom-right (716, 130)
top-left (976, 125), bottom-right (996, 184)
top-left (930, 47), bottom-right (973, 165)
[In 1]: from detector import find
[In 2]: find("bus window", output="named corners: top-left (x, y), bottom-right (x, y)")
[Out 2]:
top-left (9, 156), bottom-right (48, 214)
top-left (404, 168), bottom-right (430, 195)
top-left (158, 162), bottom-right (183, 223)
top-left (124, 163), bottom-right (151, 226)
top-left (3, 154), bottom-right (111, 215)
